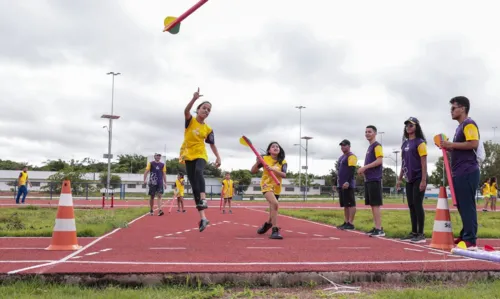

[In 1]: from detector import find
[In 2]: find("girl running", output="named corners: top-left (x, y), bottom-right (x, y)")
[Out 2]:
top-left (181, 88), bottom-right (222, 232)
top-left (491, 177), bottom-right (497, 212)
top-left (251, 141), bottom-right (287, 240)
top-left (175, 173), bottom-right (186, 213)
top-left (397, 117), bottom-right (428, 243)
top-left (481, 178), bottom-right (491, 212)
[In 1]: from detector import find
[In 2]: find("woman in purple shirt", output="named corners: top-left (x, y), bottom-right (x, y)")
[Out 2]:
top-left (397, 117), bottom-right (428, 243)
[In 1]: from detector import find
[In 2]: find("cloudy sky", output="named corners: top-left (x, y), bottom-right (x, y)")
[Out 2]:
top-left (1, 0), bottom-right (498, 177)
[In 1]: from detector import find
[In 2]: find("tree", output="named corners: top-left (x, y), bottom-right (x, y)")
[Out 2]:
top-left (41, 167), bottom-right (93, 194)
top-left (429, 156), bottom-right (448, 187)
top-left (0, 159), bottom-right (29, 170)
top-left (99, 173), bottom-right (122, 189)
top-left (165, 158), bottom-right (186, 175)
top-left (228, 169), bottom-right (252, 192)
top-left (115, 154), bottom-right (148, 173)
top-left (479, 141), bottom-right (500, 183)
top-left (203, 162), bottom-right (222, 177)
top-left (382, 167), bottom-right (397, 187)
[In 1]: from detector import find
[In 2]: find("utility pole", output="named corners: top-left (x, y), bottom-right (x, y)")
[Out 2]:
top-left (295, 105), bottom-right (306, 193)
top-left (102, 72), bottom-right (121, 201)
top-left (301, 136), bottom-right (313, 201)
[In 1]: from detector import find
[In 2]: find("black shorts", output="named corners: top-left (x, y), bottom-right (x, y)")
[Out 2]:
top-left (262, 192), bottom-right (280, 200)
top-left (364, 181), bottom-right (383, 206)
top-left (338, 188), bottom-right (356, 207)
top-left (148, 184), bottom-right (164, 196)
top-left (224, 197), bottom-right (233, 200)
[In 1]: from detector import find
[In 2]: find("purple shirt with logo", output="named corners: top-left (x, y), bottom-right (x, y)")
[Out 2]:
top-left (149, 161), bottom-right (165, 186)
top-left (364, 141), bottom-right (383, 182)
top-left (451, 118), bottom-right (480, 177)
top-left (337, 152), bottom-right (356, 188)
top-left (401, 138), bottom-right (426, 183)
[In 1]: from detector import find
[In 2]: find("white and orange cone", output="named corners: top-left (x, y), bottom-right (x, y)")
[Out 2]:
top-left (429, 186), bottom-right (455, 251)
top-left (46, 180), bottom-right (82, 251)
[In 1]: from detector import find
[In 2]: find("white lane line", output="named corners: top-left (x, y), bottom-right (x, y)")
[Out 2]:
top-left (404, 248), bottom-right (424, 252)
top-left (150, 247), bottom-right (186, 250)
top-left (85, 252), bottom-right (99, 256)
top-left (100, 248), bottom-right (112, 252)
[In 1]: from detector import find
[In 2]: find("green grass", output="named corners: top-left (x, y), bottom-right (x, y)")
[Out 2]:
top-left (1, 278), bottom-right (500, 298)
top-left (280, 207), bottom-right (500, 239)
top-left (0, 206), bottom-right (149, 237)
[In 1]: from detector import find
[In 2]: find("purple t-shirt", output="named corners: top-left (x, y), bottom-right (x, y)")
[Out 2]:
top-left (337, 152), bottom-right (356, 188)
top-left (401, 138), bottom-right (426, 183)
top-left (149, 161), bottom-right (165, 186)
top-left (451, 118), bottom-right (480, 177)
top-left (364, 141), bottom-right (383, 182)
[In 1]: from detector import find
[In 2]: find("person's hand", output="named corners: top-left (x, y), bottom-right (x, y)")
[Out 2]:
top-left (357, 166), bottom-right (366, 175)
top-left (342, 182), bottom-right (349, 189)
top-left (215, 157), bottom-right (221, 168)
top-left (396, 179), bottom-right (401, 191)
top-left (440, 140), bottom-right (454, 150)
top-left (420, 180), bottom-right (427, 192)
top-left (192, 87), bottom-right (203, 101)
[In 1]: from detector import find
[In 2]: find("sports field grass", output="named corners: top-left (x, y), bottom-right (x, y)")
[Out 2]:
top-left (280, 208), bottom-right (500, 239)
top-left (0, 206), bottom-right (149, 237)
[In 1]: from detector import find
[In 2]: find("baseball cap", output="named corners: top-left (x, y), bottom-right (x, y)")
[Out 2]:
top-left (339, 139), bottom-right (351, 146)
top-left (404, 117), bottom-right (420, 125)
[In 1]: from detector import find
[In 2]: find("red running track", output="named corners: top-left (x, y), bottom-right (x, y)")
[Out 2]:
top-left (1, 207), bottom-right (500, 275)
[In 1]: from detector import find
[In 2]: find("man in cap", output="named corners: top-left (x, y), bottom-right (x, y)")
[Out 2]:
top-left (336, 139), bottom-right (358, 230)
top-left (144, 153), bottom-right (167, 216)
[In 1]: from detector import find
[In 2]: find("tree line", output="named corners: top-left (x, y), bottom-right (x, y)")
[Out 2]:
top-left (2, 140), bottom-right (498, 189)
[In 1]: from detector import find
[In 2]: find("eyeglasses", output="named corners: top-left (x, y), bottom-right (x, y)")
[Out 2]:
top-left (405, 123), bottom-right (414, 128)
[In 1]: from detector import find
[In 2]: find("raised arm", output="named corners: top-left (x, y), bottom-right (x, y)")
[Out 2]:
top-left (184, 87), bottom-right (203, 120)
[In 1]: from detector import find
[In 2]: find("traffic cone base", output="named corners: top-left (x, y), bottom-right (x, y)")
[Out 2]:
top-left (46, 180), bottom-right (81, 251)
top-left (429, 186), bottom-right (454, 251)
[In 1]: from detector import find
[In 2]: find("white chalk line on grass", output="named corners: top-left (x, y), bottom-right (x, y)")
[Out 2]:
top-left (7, 210), bottom-right (152, 275)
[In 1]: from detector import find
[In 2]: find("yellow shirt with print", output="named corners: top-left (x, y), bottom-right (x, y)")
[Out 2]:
top-left (222, 179), bottom-right (234, 198)
top-left (181, 117), bottom-right (213, 162)
top-left (18, 172), bottom-right (28, 186)
top-left (490, 182), bottom-right (497, 197)
top-left (482, 183), bottom-right (490, 197)
top-left (175, 178), bottom-right (185, 196)
top-left (259, 155), bottom-right (287, 195)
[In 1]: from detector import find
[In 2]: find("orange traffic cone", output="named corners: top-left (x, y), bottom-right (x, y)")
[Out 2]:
top-left (429, 186), bottom-right (454, 251)
top-left (46, 180), bottom-right (82, 251)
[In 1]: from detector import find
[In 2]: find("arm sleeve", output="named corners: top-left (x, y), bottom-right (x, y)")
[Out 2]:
top-left (145, 162), bottom-right (151, 171)
top-left (374, 145), bottom-right (384, 158)
top-left (417, 142), bottom-right (427, 156)
top-left (162, 164), bottom-right (167, 173)
top-left (185, 116), bottom-right (192, 129)
top-left (281, 163), bottom-right (288, 173)
top-left (205, 130), bottom-right (215, 144)
top-left (464, 124), bottom-right (479, 141)
top-left (347, 155), bottom-right (358, 166)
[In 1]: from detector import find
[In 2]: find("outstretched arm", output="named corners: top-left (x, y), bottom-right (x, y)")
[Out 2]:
top-left (184, 87), bottom-right (203, 120)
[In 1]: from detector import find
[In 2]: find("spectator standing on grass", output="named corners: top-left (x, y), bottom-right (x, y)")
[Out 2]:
top-left (396, 117), bottom-right (428, 244)
top-left (16, 166), bottom-right (32, 204)
top-left (336, 139), bottom-right (358, 230)
top-left (440, 96), bottom-right (480, 250)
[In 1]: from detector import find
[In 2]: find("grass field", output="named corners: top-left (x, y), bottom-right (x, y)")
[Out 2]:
top-left (0, 206), bottom-right (149, 237)
top-left (280, 208), bottom-right (500, 239)
top-left (1, 278), bottom-right (499, 298)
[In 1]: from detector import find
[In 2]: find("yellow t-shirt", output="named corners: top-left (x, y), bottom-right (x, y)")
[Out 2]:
top-left (175, 178), bottom-right (185, 196)
top-left (222, 179), bottom-right (234, 198)
top-left (181, 116), bottom-right (214, 162)
top-left (18, 172), bottom-right (28, 186)
top-left (490, 182), bottom-right (497, 197)
top-left (482, 183), bottom-right (490, 196)
top-left (259, 155), bottom-right (287, 195)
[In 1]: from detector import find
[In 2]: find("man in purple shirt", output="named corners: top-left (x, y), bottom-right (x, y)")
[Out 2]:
top-left (336, 139), bottom-right (358, 230)
top-left (358, 125), bottom-right (385, 237)
top-left (440, 96), bottom-right (480, 250)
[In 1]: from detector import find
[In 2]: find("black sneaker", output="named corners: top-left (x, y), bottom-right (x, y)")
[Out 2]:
top-left (400, 232), bottom-right (416, 242)
top-left (366, 227), bottom-right (376, 235)
top-left (229, 210), bottom-right (232, 214)
top-left (158, 210), bottom-right (164, 216)
top-left (196, 200), bottom-right (208, 210)
top-left (257, 222), bottom-right (273, 234)
top-left (369, 228), bottom-right (386, 237)
top-left (336, 222), bottom-right (347, 229)
top-left (199, 219), bottom-right (210, 232)
top-left (410, 233), bottom-right (426, 244)
top-left (182, 210), bottom-right (186, 213)
top-left (270, 227), bottom-right (283, 239)
top-left (344, 223), bottom-right (355, 230)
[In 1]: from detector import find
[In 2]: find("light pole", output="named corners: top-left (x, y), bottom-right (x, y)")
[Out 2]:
top-left (493, 126), bottom-right (497, 140)
top-left (295, 106), bottom-right (306, 192)
top-left (302, 136), bottom-right (313, 201)
top-left (393, 150), bottom-right (400, 194)
top-left (102, 72), bottom-right (121, 200)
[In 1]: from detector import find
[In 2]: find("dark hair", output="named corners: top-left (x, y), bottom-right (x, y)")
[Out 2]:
top-left (178, 172), bottom-right (184, 177)
top-left (403, 122), bottom-right (427, 142)
top-left (491, 177), bottom-right (497, 184)
top-left (266, 141), bottom-right (286, 164)
top-left (449, 96), bottom-right (470, 114)
top-left (196, 101), bottom-right (212, 111)
top-left (366, 125), bottom-right (377, 132)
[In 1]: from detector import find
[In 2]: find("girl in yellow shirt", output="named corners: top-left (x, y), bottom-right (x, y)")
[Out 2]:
top-left (482, 178), bottom-right (491, 212)
top-left (175, 173), bottom-right (186, 213)
top-left (221, 172), bottom-right (234, 214)
top-left (490, 177), bottom-right (497, 212)
top-left (251, 141), bottom-right (287, 240)
top-left (181, 88), bottom-right (222, 232)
